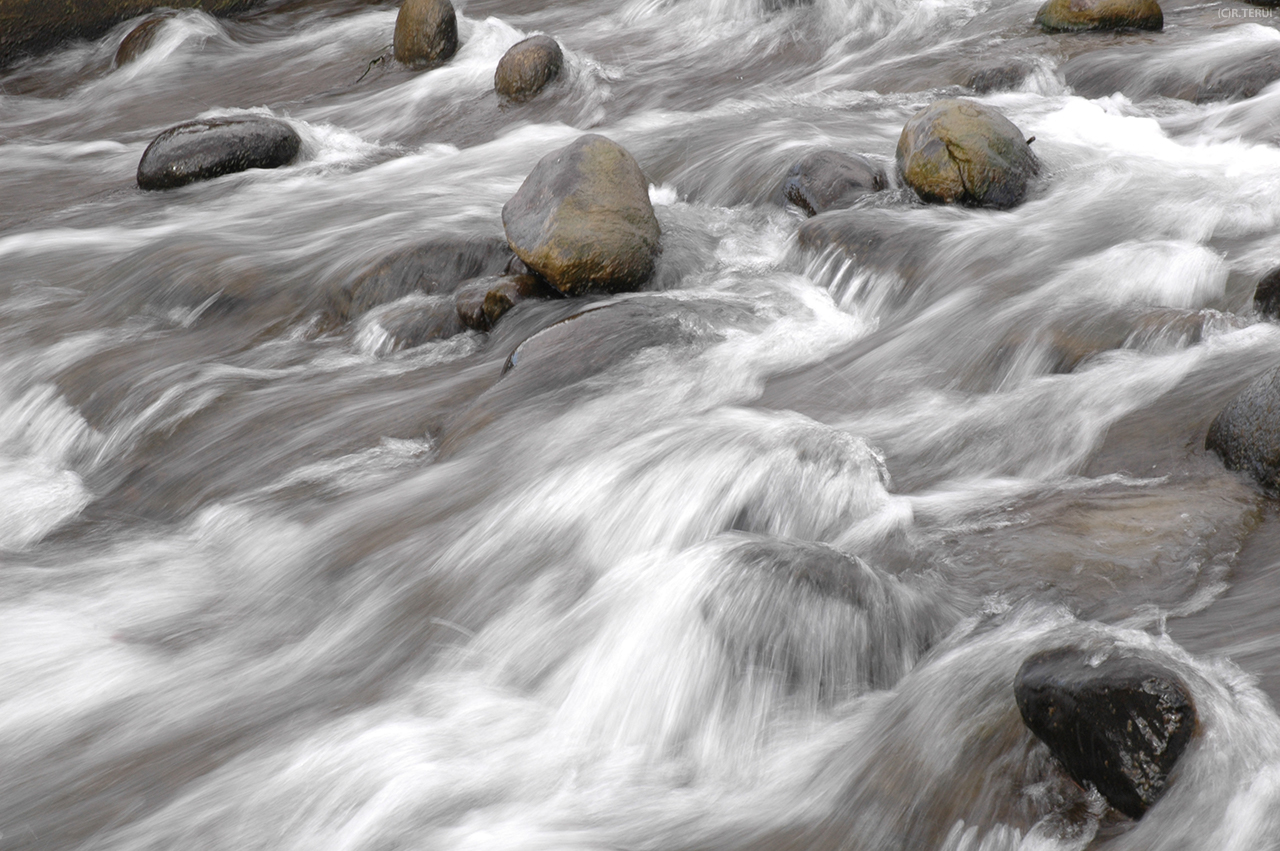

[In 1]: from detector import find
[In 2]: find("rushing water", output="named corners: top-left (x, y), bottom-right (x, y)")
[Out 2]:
top-left (4, 0), bottom-right (1280, 848)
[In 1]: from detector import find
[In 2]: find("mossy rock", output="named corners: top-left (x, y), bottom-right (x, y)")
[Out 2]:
top-left (393, 0), bottom-right (457, 68)
top-left (502, 134), bottom-right (661, 296)
top-left (896, 99), bottom-right (1038, 210)
top-left (1034, 0), bottom-right (1163, 32)
top-left (494, 35), bottom-right (563, 102)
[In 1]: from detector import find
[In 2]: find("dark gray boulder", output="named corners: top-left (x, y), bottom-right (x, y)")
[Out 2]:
top-left (114, 11), bottom-right (173, 66)
top-left (896, 99), bottom-right (1038, 210)
top-left (393, 0), bottom-right (457, 68)
top-left (357, 295), bottom-right (464, 354)
top-left (502, 134), bottom-right (661, 296)
top-left (137, 116), bottom-right (300, 191)
top-left (1015, 647), bottom-right (1196, 819)
top-left (1206, 366), bottom-right (1280, 490)
top-left (782, 150), bottom-right (886, 216)
top-left (494, 35), bottom-right (563, 102)
top-left (1035, 0), bottom-right (1163, 31)
top-left (1255, 266), bottom-right (1280, 320)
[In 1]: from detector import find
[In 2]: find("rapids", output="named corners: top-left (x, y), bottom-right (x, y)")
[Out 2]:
top-left (3, 0), bottom-right (1280, 848)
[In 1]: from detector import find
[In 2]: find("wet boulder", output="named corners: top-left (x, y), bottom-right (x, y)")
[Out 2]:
top-left (1253, 266), bottom-right (1280, 320)
top-left (1015, 647), bottom-right (1196, 819)
top-left (966, 61), bottom-right (1033, 94)
top-left (393, 0), bottom-right (458, 68)
top-left (455, 274), bottom-right (557, 331)
top-left (495, 35), bottom-right (563, 102)
top-left (502, 134), bottom-right (661, 296)
top-left (323, 235), bottom-right (516, 328)
top-left (136, 116), bottom-right (301, 191)
top-left (701, 535), bottom-right (958, 700)
top-left (1206, 366), bottom-right (1280, 490)
top-left (1034, 0), bottom-right (1163, 32)
top-left (114, 10), bottom-right (173, 65)
top-left (0, 0), bottom-right (256, 68)
top-left (782, 149), bottom-right (886, 216)
top-left (896, 99), bottom-right (1038, 210)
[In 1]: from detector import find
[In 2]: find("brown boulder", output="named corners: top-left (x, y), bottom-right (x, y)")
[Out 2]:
top-left (1035, 0), bottom-right (1163, 32)
top-left (494, 35), bottom-right (564, 102)
top-left (393, 0), bottom-right (458, 68)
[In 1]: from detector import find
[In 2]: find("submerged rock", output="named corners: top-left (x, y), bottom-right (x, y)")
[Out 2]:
top-left (782, 149), bottom-right (886, 216)
top-left (495, 35), bottom-right (563, 102)
top-left (1206, 366), bottom-right (1280, 490)
top-left (502, 134), bottom-right (661, 296)
top-left (1015, 647), bottom-right (1196, 819)
top-left (324, 235), bottom-right (516, 327)
top-left (455, 274), bottom-right (557, 331)
top-left (1034, 0), bottom-right (1163, 32)
top-left (393, 0), bottom-right (458, 68)
top-left (896, 99), bottom-right (1037, 210)
top-left (136, 116), bottom-right (301, 191)
top-left (356, 294), bottom-right (464, 354)
top-left (114, 11), bottom-right (173, 65)
top-left (701, 536), bottom-right (957, 700)
top-left (966, 61), bottom-right (1034, 94)
top-left (0, 0), bottom-right (256, 68)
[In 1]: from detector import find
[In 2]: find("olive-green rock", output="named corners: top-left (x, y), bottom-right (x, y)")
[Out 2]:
top-left (896, 99), bottom-right (1038, 210)
top-left (495, 35), bottom-right (564, 102)
top-left (393, 0), bottom-right (458, 68)
top-left (0, 0), bottom-right (257, 67)
top-left (502, 134), bottom-right (662, 296)
top-left (1035, 0), bottom-right (1163, 32)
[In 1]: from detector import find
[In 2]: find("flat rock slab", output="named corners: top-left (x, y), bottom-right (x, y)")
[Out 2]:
top-left (137, 116), bottom-right (301, 191)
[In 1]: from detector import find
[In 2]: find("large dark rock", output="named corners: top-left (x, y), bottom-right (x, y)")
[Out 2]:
top-left (701, 536), bottom-right (957, 700)
top-left (0, 0), bottom-right (257, 67)
top-left (393, 0), bottom-right (457, 68)
top-left (502, 134), bottom-right (662, 296)
top-left (114, 10), bottom-right (174, 66)
top-left (1255, 266), bottom-right (1280, 320)
top-left (1206, 366), bottom-right (1280, 490)
top-left (966, 62), bottom-right (1034, 94)
top-left (323, 235), bottom-right (516, 328)
top-left (896, 99), bottom-right (1037, 210)
top-left (136, 116), bottom-right (300, 191)
top-left (782, 149), bottom-right (886, 217)
top-left (1015, 647), bottom-right (1196, 819)
top-left (1035, 0), bottom-right (1163, 32)
top-left (494, 35), bottom-right (563, 102)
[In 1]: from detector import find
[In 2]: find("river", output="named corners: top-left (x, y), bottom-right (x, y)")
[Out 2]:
top-left (3, 0), bottom-right (1280, 848)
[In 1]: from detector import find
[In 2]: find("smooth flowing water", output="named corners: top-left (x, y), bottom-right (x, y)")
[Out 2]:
top-left (4, 0), bottom-right (1280, 848)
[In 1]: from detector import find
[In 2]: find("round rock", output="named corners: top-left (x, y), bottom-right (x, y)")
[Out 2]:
top-left (782, 149), bottom-right (886, 216)
top-left (502, 134), bottom-right (661, 296)
top-left (1015, 647), bottom-right (1196, 819)
top-left (393, 0), bottom-right (458, 68)
top-left (136, 116), bottom-right (301, 191)
top-left (115, 11), bottom-right (173, 66)
top-left (495, 35), bottom-right (563, 102)
top-left (896, 98), bottom-right (1038, 210)
top-left (1035, 0), bottom-right (1163, 32)
top-left (1206, 365), bottom-right (1280, 490)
